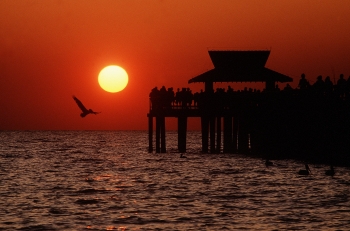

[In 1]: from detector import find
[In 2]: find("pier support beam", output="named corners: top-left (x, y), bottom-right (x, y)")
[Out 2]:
top-left (156, 117), bottom-right (160, 153)
top-left (233, 116), bottom-right (238, 153)
top-left (160, 116), bottom-right (166, 153)
top-left (237, 116), bottom-right (249, 153)
top-left (178, 116), bottom-right (187, 153)
top-left (156, 116), bottom-right (166, 153)
top-left (216, 116), bottom-right (221, 153)
top-left (201, 116), bottom-right (209, 153)
top-left (223, 116), bottom-right (233, 153)
top-left (210, 117), bottom-right (216, 153)
top-left (148, 115), bottom-right (153, 153)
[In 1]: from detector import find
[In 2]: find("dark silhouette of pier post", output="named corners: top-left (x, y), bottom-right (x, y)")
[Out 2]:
top-left (178, 116), bottom-right (187, 153)
top-left (216, 116), bottom-right (221, 153)
top-left (148, 115), bottom-right (153, 152)
top-left (232, 117), bottom-right (239, 153)
top-left (201, 116), bottom-right (209, 153)
top-left (155, 116), bottom-right (166, 153)
top-left (209, 116), bottom-right (216, 153)
top-left (223, 116), bottom-right (233, 153)
top-left (238, 116), bottom-right (250, 153)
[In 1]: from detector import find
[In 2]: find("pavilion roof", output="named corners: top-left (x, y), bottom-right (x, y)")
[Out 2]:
top-left (188, 50), bottom-right (293, 83)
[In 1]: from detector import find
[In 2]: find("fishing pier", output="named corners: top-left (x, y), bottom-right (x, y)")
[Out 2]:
top-left (147, 50), bottom-right (293, 154)
top-left (147, 50), bottom-right (350, 166)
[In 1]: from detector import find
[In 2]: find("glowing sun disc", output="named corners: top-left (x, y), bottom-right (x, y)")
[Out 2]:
top-left (98, 65), bottom-right (128, 93)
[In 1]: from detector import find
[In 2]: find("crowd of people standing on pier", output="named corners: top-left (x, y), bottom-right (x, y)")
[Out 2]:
top-left (149, 86), bottom-right (197, 109)
top-left (149, 74), bottom-right (350, 110)
top-left (296, 73), bottom-right (350, 98)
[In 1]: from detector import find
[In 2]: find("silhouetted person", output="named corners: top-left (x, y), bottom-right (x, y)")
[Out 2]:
top-left (166, 87), bottom-right (175, 108)
top-left (159, 86), bottom-right (167, 101)
top-left (149, 87), bottom-right (160, 110)
top-left (324, 76), bottom-right (333, 95)
top-left (313, 75), bottom-right (325, 95)
top-left (72, 96), bottom-right (101, 118)
top-left (176, 88), bottom-right (184, 107)
top-left (298, 163), bottom-right (311, 175)
top-left (226, 86), bottom-right (234, 108)
top-left (185, 88), bottom-right (193, 107)
top-left (174, 88), bottom-right (180, 106)
top-left (177, 88), bottom-right (193, 108)
top-left (197, 89), bottom-right (205, 108)
top-left (336, 74), bottom-right (346, 98)
top-left (193, 91), bottom-right (200, 106)
top-left (298, 73), bottom-right (310, 90)
top-left (325, 165), bottom-right (335, 176)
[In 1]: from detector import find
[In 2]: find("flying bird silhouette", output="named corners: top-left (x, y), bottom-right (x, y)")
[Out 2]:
top-left (72, 95), bottom-right (101, 118)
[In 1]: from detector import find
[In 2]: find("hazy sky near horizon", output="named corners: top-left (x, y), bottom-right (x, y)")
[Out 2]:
top-left (1, 0), bottom-right (350, 130)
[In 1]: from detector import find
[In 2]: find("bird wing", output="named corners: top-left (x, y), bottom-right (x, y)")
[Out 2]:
top-left (72, 96), bottom-right (88, 113)
top-left (89, 109), bottom-right (101, 115)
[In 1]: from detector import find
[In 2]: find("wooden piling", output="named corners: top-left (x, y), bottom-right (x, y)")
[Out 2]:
top-left (210, 116), bottom-right (216, 153)
top-left (160, 116), bottom-right (166, 153)
top-left (178, 116), bottom-right (187, 153)
top-left (155, 116), bottom-right (161, 153)
top-left (148, 115), bottom-right (153, 153)
top-left (223, 116), bottom-right (233, 153)
top-left (216, 116), bottom-right (221, 153)
top-left (238, 116), bottom-right (249, 153)
top-left (233, 116), bottom-right (238, 153)
top-left (201, 116), bottom-right (209, 153)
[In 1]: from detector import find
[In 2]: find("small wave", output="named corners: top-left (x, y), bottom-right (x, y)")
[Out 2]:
top-left (176, 217), bottom-right (193, 221)
top-left (75, 158), bottom-right (104, 163)
top-left (49, 207), bottom-right (67, 215)
top-left (113, 215), bottom-right (168, 225)
top-left (70, 150), bottom-right (84, 154)
top-left (51, 186), bottom-right (66, 190)
top-left (50, 148), bottom-right (72, 153)
top-left (75, 198), bottom-right (100, 205)
top-left (2, 153), bottom-right (19, 158)
top-left (76, 188), bottom-right (110, 194)
top-left (108, 205), bottom-right (126, 210)
top-left (18, 224), bottom-right (56, 231)
top-left (32, 138), bottom-right (52, 143)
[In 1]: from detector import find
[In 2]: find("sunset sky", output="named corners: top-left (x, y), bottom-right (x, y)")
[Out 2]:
top-left (1, 0), bottom-right (350, 130)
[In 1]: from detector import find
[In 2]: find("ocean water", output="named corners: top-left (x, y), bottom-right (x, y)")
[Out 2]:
top-left (1, 131), bottom-right (350, 231)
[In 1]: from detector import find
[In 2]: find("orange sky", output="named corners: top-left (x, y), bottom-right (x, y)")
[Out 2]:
top-left (1, 0), bottom-right (350, 130)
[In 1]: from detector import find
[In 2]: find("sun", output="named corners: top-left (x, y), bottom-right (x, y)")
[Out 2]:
top-left (98, 65), bottom-right (128, 93)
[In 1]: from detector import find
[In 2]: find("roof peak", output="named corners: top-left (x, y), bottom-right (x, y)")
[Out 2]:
top-left (208, 50), bottom-right (271, 70)
top-left (188, 50), bottom-right (292, 84)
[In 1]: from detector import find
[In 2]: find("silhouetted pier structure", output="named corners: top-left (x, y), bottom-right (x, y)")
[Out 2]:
top-left (147, 50), bottom-right (350, 165)
top-left (148, 50), bottom-right (292, 153)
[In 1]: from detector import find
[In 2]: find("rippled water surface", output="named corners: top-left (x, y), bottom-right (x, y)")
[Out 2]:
top-left (1, 131), bottom-right (350, 230)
